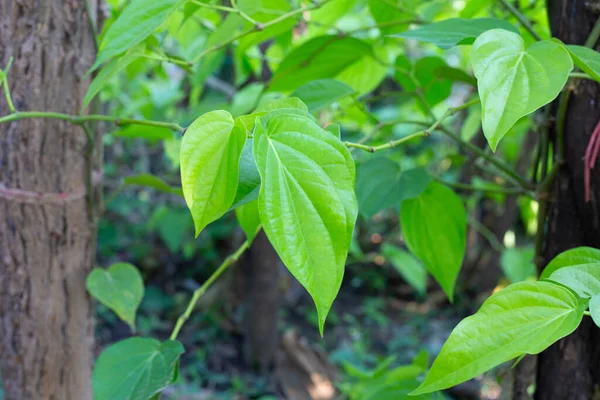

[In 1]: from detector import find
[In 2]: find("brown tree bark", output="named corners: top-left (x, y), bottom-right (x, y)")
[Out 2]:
top-left (0, 1), bottom-right (98, 399)
top-left (534, 1), bottom-right (600, 399)
top-left (243, 231), bottom-right (281, 373)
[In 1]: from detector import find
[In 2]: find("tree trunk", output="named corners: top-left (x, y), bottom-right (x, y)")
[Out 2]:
top-left (243, 231), bottom-right (281, 373)
top-left (0, 1), bottom-right (98, 399)
top-left (535, 1), bottom-right (600, 399)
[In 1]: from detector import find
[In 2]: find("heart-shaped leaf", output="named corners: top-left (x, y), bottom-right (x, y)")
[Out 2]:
top-left (566, 45), bottom-right (600, 82)
top-left (471, 29), bottom-right (573, 151)
top-left (253, 109), bottom-right (357, 334)
top-left (86, 263), bottom-right (144, 330)
top-left (411, 281), bottom-right (585, 395)
top-left (547, 263), bottom-right (600, 298)
top-left (92, 338), bottom-right (184, 400)
top-left (180, 110), bottom-right (246, 236)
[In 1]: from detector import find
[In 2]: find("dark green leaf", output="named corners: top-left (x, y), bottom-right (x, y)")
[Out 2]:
top-left (381, 244), bottom-right (427, 295)
top-left (291, 79), bottom-right (354, 113)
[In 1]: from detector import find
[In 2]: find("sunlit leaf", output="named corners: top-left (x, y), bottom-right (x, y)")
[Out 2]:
top-left (381, 244), bottom-right (427, 296)
top-left (412, 281), bottom-right (585, 395)
top-left (471, 29), bottom-right (572, 151)
top-left (540, 246), bottom-right (600, 279)
top-left (566, 45), bottom-right (600, 82)
top-left (548, 263), bottom-right (600, 298)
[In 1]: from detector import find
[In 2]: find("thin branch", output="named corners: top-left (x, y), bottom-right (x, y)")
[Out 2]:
top-left (499, 0), bottom-right (542, 41)
top-left (169, 239), bottom-right (252, 340)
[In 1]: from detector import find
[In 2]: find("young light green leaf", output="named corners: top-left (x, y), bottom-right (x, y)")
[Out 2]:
top-left (391, 18), bottom-right (518, 49)
top-left (236, 200), bottom-right (261, 244)
top-left (540, 246), bottom-right (600, 279)
top-left (471, 29), bottom-right (573, 151)
top-left (92, 338), bottom-right (184, 400)
top-left (400, 182), bottom-right (466, 301)
top-left (123, 173), bottom-right (183, 196)
top-left (589, 294), bottom-right (600, 328)
top-left (411, 281), bottom-right (585, 395)
top-left (231, 138), bottom-right (261, 209)
top-left (269, 36), bottom-right (372, 92)
top-left (381, 244), bottom-right (427, 296)
top-left (367, 0), bottom-right (415, 34)
top-left (356, 158), bottom-right (430, 219)
top-left (335, 46), bottom-right (389, 96)
top-left (500, 246), bottom-right (536, 283)
top-left (181, 110), bottom-right (246, 236)
top-left (566, 45), bottom-right (600, 82)
top-left (255, 97), bottom-right (309, 113)
top-left (91, 0), bottom-right (184, 72)
top-left (86, 263), bottom-right (144, 330)
top-left (83, 45), bottom-right (144, 110)
top-left (231, 83), bottom-right (265, 117)
top-left (547, 263), bottom-right (600, 298)
top-left (253, 109), bottom-right (357, 334)
top-left (291, 79), bottom-right (354, 113)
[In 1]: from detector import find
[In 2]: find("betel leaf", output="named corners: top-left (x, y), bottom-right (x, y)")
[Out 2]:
top-left (235, 200), bottom-right (261, 244)
top-left (86, 263), bottom-right (144, 330)
top-left (547, 263), bottom-right (600, 299)
top-left (400, 182), bottom-right (466, 301)
top-left (394, 56), bottom-right (453, 108)
top-left (180, 110), bottom-right (246, 236)
top-left (391, 18), bottom-right (518, 49)
top-left (123, 173), bottom-right (183, 196)
top-left (381, 244), bottom-right (427, 296)
top-left (236, 0), bottom-right (296, 54)
top-left (566, 45), bottom-right (600, 82)
top-left (367, 0), bottom-right (416, 35)
top-left (355, 158), bottom-right (430, 219)
top-left (335, 46), bottom-right (389, 96)
top-left (231, 138), bottom-right (261, 209)
top-left (269, 36), bottom-right (372, 92)
top-left (83, 44), bottom-right (144, 110)
top-left (92, 337), bottom-right (184, 400)
top-left (589, 294), bottom-right (600, 328)
top-left (253, 109), bottom-right (357, 334)
top-left (255, 97), bottom-right (309, 113)
top-left (291, 79), bottom-right (354, 113)
top-left (411, 281), bottom-right (585, 395)
top-left (540, 246), bottom-right (600, 279)
top-left (471, 29), bottom-right (573, 151)
top-left (91, 0), bottom-right (184, 72)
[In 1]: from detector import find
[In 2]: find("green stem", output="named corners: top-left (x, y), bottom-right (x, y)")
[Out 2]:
top-left (0, 111), bottom-right (185, 132)
top-left (585, 15), bottom-right (600, 48)
top-left (3, 57), bottom-right (16, 113)
top-left (192, 0), bottom-right (237, 13)
top-left (191, 0), bottom-right (333, 64)
top-left (584, 311), bottom-right (592, 317)
top-left (170, 239), bottom-right (252, 340)
top-left (569, 72), bottom-right (596, 81)
top-left (499, 0), bottom-right (542, 41)
top-left (345, 130), bottom-right (429, 152)
top-left (434, 177), bottom-right (527, 195)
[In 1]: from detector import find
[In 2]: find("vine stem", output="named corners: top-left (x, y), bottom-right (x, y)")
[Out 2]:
top-left (190, 0), bottom-right (334, 64)
top-left (169, 239), bottom-right (252, 341)
top-left (584, 311), bottom-right (592, 317)
top-left (0, 111), bottom-right (185, 132)
top-left (499, 0), bottom-right (542, 41)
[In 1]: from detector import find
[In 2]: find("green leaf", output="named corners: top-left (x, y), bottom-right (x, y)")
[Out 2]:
top-left (123, 173), bottom-right (183, 196)
top-left (381, 244), bottom-right (427, 296)
top-left (91, 0), bottom-right (184, 72)
top-left (335, 45), bottom-right (389, 96)
top-left (547, 263), bottom-right (600, 298)
top-left (255, 96), bottom-right (309, 113)
top-left (500, 246), bottom-right (536, 283)
top-left (392, 18), bottom-right (518, 49)
top-left (269, 36), bottom-right (372, 92)
top-left (231, 83), bottom-right (265, 117)
top-left (236, 0), bottom-right (296, 54)
top-left (412, 281), bottom-right (585, 395)
top-left (231, 138), bottom-right (261, 209)
top-left (540, 246), bottom-right (600, 279)
top-left (92, 338), bottom-right (184, 400)
top-left (394, 56), bottom-right (453, 107)
top-left (566, 45), bottom-right (600, 82)
top-left (471, 29), bottom-right (573, 151)
top-left (589, 294), bottom-right (600, 328)
top-left (400, 182), bottom-right (466, 301)
top-left (291, 79), bottom-right (354, 113)
top-left (83, 45), bottom-right (144, 110)
top-left (181, 110), bottom-right (246, 236)
top-left (236, 200), bottom-right (261, 244)
top-left (356, 158), bottom-right (430, 218)
top-left (367, 0), bottom-right (414, 35)
top-left (86, 263), bottom-right (144, 330)
top-left (253, 109), bottom-right (357, 334)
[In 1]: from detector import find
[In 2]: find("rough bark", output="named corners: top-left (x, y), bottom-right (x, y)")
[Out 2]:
top-left (535, 1), bottom-right (600, 399)
top-left (0, 1), bottom-right (98, 399)
top-left (243, 231), bottom-right (281, 373)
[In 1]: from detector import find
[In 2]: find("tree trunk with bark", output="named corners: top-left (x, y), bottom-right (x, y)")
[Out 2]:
top-left (0, 1), bottom-right (98, 399)
top-left (535, 1), bottom-right (600, 399)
